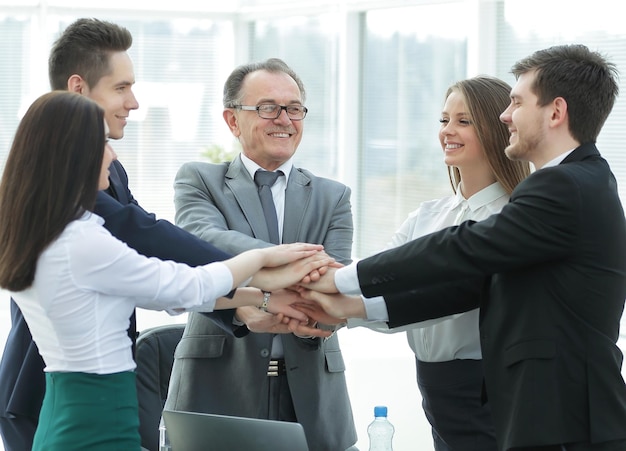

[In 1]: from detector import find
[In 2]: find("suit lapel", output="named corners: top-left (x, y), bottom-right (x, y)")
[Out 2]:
top-left (224, 161), bottom-right (312, 244)
top-left (107, 161), bottom-right (129, 203)
top-left (225, 157), bottom-right (274, 242)
top-left (282, 167), bottom-right (312, 244)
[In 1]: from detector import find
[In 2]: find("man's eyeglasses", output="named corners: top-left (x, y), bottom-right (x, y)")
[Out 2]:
top-left (234, 104), bottom-right (308, 120)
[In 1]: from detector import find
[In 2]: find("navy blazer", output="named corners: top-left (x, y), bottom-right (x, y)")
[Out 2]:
top-left (0, 160), bottom-right (232, 440)
top-left (356, 143), bottom-right (626, 449)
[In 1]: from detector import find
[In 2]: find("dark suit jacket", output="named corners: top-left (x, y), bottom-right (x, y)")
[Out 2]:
top-left (0, 160), bottom-right (232, 448)
top-left (356, 144), bottom-right (626, 450)
top-left (165, 158), bottom-right (357, 451)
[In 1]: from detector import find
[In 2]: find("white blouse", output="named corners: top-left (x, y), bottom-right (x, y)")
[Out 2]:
top-left (350, 182), bottom-right (509, 362)
top-left (11, 212), bottom-right (232, 374)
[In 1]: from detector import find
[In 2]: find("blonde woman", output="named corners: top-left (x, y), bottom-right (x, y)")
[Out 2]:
top-left (385, 76), bottom-right (530, 450)
top-left (302, 76), bottom-right (530, 450)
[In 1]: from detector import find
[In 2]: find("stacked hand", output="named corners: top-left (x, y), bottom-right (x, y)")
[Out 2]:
top-left (235, 289), bottom-right (332, 338)
top-left (240, 251), bottom-right (365, 335)
top-left (290, 266), bottom-right (366, 323)
top-left (294, 289), bottom-right (366, 323)
top-left (250, 244), bottom-right (336, 292)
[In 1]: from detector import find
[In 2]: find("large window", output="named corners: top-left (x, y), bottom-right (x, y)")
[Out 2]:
top-left (359, 4), bottom-right (468, 257)
top-left (494, 0), bottom-right (626, 202)
top-left (238, 4), bottom-right (471, 258)
top-left (106, 18), bottom-right (235, 221)
top-left (2, 1), bottom-right (625, 243)
top-left (248, 14), bottom-right (340, 179)
top-left (0, 16), bottom-right (31, 173)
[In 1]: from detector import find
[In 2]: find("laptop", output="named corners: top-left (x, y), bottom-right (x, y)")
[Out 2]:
top-left (162, 409), bottom-right (310, 451)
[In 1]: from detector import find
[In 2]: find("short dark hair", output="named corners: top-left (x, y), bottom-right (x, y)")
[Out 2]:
top-left (223, 58), bottom-right (306, 107)
top-left (0, 91), bottom-right (105, 291)
top-left (511, 44), bottom-right (619, 144)
top-left (49, 18), bottom-right (133, 90)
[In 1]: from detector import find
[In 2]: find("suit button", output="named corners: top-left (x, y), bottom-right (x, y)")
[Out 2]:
top-left (260, 348), bottom-right (270, 358)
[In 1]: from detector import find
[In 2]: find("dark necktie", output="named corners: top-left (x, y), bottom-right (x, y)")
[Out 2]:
top-left (254, 170), bottom-right (282, 244)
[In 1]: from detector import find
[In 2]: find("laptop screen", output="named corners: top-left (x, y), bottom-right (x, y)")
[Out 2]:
top-left (162, 409), bottom-right (310, 451)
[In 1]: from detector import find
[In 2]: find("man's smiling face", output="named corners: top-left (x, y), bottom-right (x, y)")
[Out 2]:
top-left (83, 51), bottom-right (139, 140)
top-left (227, 69), bottom-right (304, 171)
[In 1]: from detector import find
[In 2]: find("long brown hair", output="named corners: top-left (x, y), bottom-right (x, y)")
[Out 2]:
top-left (446, 76), bottom-right (530, 194)
top-left (0, 91), bottom-right (105, 291)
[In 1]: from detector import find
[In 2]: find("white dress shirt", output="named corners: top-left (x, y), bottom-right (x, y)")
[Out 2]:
top-left (240, 153), bottom-right (294, 356)
top-left (345, 182), bottom-right (509, 361)
top-left (11, 212), bottom-right (233, 374)
top-left (240, 153), bottom-right (292, 244)
top-left (541, 148), bottom-right (574, 169)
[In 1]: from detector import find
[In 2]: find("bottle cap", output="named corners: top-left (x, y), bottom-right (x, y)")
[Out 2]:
top-left (374, 405), bottom-right (388, 417)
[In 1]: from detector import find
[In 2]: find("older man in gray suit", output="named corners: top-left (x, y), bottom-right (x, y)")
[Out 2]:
top-left (164, 58), bottom-right (357, 451)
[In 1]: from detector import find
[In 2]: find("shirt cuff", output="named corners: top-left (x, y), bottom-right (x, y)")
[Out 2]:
top-left (210, 262), bottom-right (235, 298)
top-left (346, 317), bottom-right (393, 332)
top-left (362, 295), bottom-right (389, 322)
top-left (335, 263), bottom-right (361, 295)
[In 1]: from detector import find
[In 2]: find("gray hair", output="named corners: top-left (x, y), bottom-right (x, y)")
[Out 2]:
top-left (223, 58), bottom-right (306, 107)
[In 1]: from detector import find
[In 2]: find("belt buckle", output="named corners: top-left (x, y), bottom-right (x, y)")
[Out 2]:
top-left (267, 359), bottom-right (284, 377)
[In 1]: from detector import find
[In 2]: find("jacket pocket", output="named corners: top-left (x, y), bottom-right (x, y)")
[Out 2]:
top-left (503, 339), bottom-right (556, 367)
top-left (325, 349), bottom-right (346, 372)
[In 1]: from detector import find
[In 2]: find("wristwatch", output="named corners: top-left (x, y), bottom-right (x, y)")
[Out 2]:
top-left (259, 291), bottom-right (271, 312)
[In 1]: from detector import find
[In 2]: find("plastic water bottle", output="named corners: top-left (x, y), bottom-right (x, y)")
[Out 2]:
top-left (367, 405), bottom-right (394, 451)
top-left (159, 415), bottom-right (171, 451)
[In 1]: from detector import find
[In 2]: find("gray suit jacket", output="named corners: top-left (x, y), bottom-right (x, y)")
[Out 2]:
top-left (165, 156), bottom-right (357, 451)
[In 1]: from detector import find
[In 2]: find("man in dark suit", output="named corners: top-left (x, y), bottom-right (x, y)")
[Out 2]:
top-left (0, 18), bottom-right (239, 451)
top-left (301, 44), bottom-right (626, 451)
top-left (165, 58), bottom-right (357, 451)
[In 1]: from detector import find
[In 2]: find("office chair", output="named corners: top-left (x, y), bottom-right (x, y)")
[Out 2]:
top-left (135, 323), bottom-right (186, 451)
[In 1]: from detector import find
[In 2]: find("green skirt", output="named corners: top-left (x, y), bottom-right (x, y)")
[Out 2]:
top-left (33, 371), bottom-right (141, 451)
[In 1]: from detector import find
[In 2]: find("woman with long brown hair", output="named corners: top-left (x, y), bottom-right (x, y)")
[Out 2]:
top-left (0, 91), bottom-right (330, 450)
